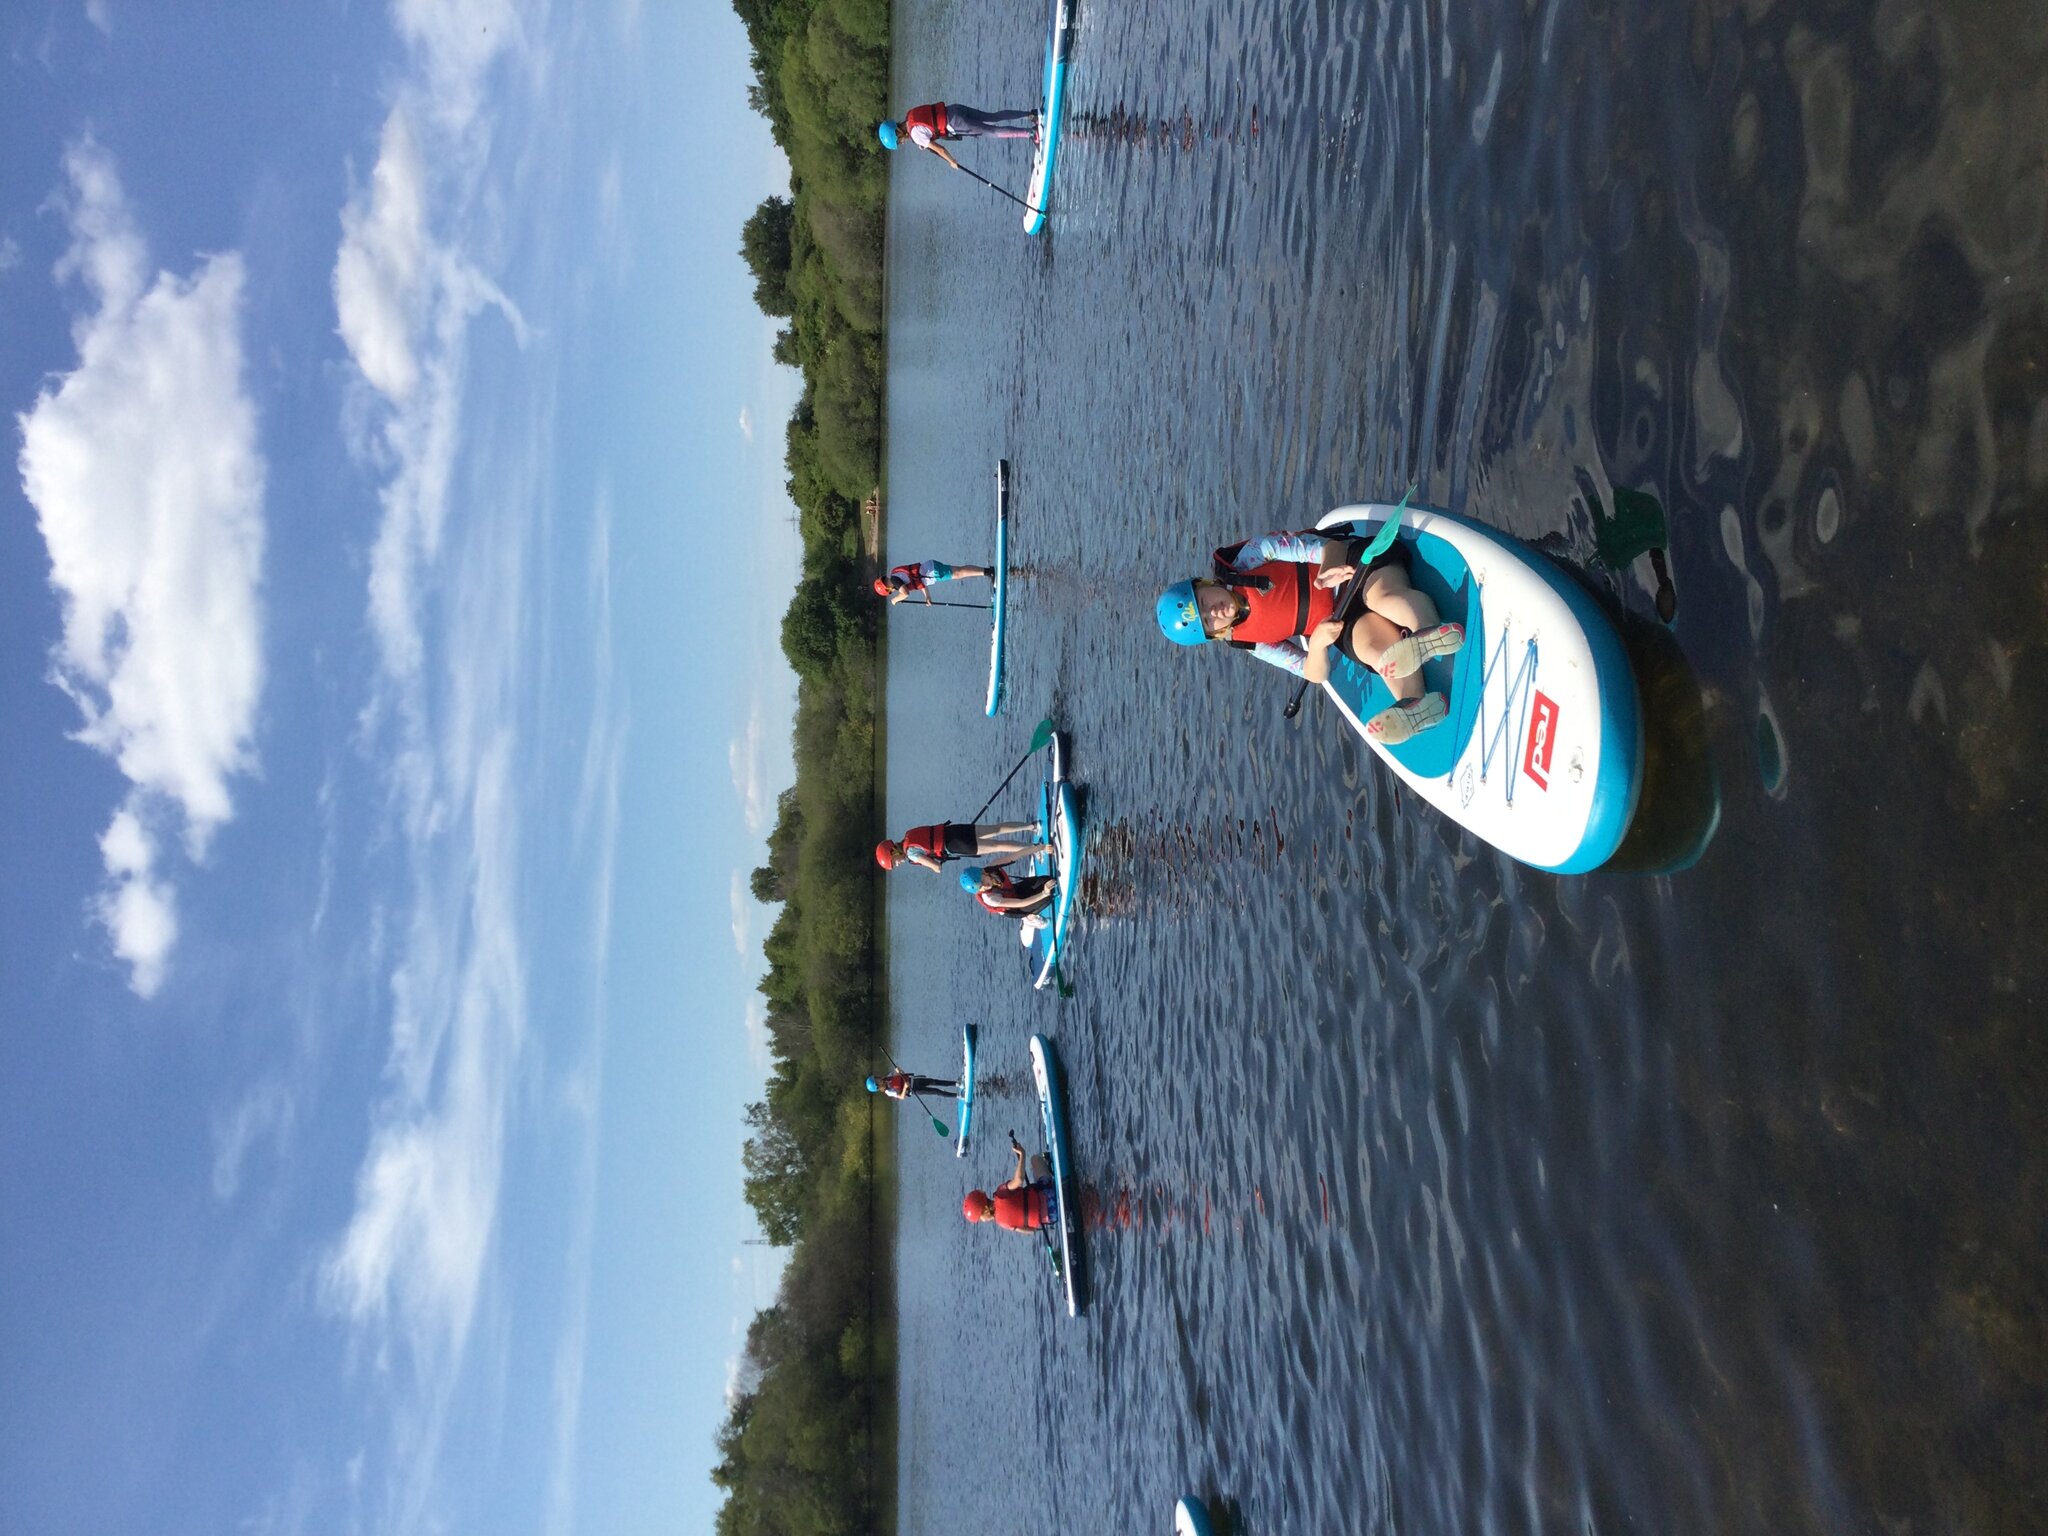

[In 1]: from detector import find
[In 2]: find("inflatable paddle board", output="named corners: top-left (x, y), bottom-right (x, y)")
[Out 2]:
top-left (1022, 0), bottom-right (1075, 235)
top-left (986, 460), bottom-right (1010, 716)
top-left (1029, 1034), bottom-right (1084, 1316)
top-left (954, 1023), bottom-right (978, 1159)
top-left (1174, 1498), bottom-right (1217, 1536)
top-left (1027, 732), bottom-right (1081, 989)
top-left (1312, 504), bottom-right (1644, 873)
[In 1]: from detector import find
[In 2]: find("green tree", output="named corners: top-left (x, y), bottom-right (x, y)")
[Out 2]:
top-left (739, 195), bottom-right (797, 316)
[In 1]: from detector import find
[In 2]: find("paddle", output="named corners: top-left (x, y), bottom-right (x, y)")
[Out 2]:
top-left (949, 158), bottom-right (1043, 216)
top-left (1282, 484), bottom-right (1418, 720)
top-left (966, 716), bottom-right (1056, 823)
top-left (906, 600), bottom-right (993, 610)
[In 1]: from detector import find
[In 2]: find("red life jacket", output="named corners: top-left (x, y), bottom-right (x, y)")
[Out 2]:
top-left (901, 824), bottom-right (947, 860)
top-left (1210, 553), bottom-right (1334, 644)
top-left (992, 1183), bottom-right (1049, 1230)
top-left (883, 1071), bottom-right (911, 1097)
top-left (888, 562), bottom-right (927, 591)
top-left (903, 103), bottom-right (949, 139)
top-left (975, 867), bottom-right (1052, 917)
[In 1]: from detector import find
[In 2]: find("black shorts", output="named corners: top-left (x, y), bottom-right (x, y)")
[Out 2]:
top-left (1333, 541), bottom-right (1412, 665)
top-left (943, 824), bottom-right (980, 858)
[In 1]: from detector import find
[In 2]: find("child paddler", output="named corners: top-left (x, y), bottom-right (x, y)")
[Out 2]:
top-left (872, 558), bottom-right (993, 605)
top-left (877, 104), bottom-right (1041, 171)
top-left (961, 1133), bottom-right (1053, 1231)
top-left (1156, 530), bottom-right (1465, 744)
top-left (875, 822), bottom-right (1046, 873)
top-left (959, 865), bottom-right (1056, 945)
top-left (866, 1069), bottom-right (959, 1100)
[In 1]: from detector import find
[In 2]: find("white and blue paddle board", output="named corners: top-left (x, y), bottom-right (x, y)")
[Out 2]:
top-left (1022, 0), bottom-right (1075, 235)
top-left (1027, 732), bottom-right (1081, 989)
top-left (954, 1023), bottom-right (978, 1158)
top-left (1174, 1498), bottom-right (1217, 1536)
top-left (1029, 1034), bottom-right (1084, 1316)
top-left (985, 460), bottom-right (1010, 716)
top-left (1313, 504), bottom-right (1644, 873)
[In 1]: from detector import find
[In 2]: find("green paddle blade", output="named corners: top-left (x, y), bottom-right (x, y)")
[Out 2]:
top-left (933, 1118), bottom-right (950, 1136)
top-left (1356, 482), bottom-right (1418, 564)
top-left (1029, 716), bottom-right (1055, 752)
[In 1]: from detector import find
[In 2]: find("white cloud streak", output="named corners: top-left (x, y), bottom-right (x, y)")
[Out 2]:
top-left (16, 137), bottom-right (266, 996)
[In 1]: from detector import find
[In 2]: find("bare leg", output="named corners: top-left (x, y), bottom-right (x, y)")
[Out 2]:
top-left (1358, 569), bottom-right (1441, 697)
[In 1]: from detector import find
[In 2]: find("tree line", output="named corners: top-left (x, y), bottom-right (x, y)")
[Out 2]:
top-left (715, 1), bottom-right (893, 1533)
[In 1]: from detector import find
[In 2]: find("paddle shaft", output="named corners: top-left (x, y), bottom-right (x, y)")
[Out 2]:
top-left (950, 158), bottom-right (1043, 215)
top-left (905, 599), bottom-right (992, 610)
top-left (966, 719), bottom-right (1055, 823)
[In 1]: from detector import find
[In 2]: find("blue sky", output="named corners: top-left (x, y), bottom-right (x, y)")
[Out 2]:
top-left (0, 2), bottom-right (800, 1530)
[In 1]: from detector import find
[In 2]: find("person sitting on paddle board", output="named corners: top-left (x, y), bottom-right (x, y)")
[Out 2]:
top-left (872, 558), bottom-right (993, 606)
top-left (866, 1069), bottom-right (958, 1100)
top-left (875, 821), bottom-right (1047, 873)
top-left (1156, 530), bottom-right (1465, 745)
top-left (877, 104), bottom-right (1041, 170)
top-left (961, 1133), bottom-right (1053, 1231)
top-left (959, 865), bottom-right (1056, 942)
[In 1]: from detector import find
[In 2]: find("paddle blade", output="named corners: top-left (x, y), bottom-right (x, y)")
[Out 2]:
top-left (1356, 482), bottom-right (1417, 565)
top-left (933, 1118), bottom-right (950, 1136)
top-left (1029, 716), bottom-right (1055, 752)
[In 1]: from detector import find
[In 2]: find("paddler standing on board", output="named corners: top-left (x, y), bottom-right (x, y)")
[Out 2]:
top-left (877, 103), bottom-right (1041, 168)
top-left (1156, 529), bottom-right (1465, 744)
top-left (875, 821), bottom-right (1047, 874)
top-left (873, 558), bottom-right (993, 605)
top-left (961, 1133), bottom-right (1053, 1231)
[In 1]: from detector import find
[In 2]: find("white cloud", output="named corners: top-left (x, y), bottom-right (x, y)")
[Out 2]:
top-left (392, 0), bottom-right (522, 133)
top-left (736, 405), bottom-right (753, 442)
top-left (212, 1077), bottom-right (296, 1201)
top-left (728, 692), bottom-right (770, 833)
top-left (84, 0), bottom-right (111, 37)
top-left (729, 869), bottom-right (751, 958)
top-left (335, 112), bottom-right (429, 403)
top-left (16, 137), bottom-right (266, 996)
top-left (741, 996), bottom-right (770, 1071)
top-left (0, 235), bottom-right (20, 276)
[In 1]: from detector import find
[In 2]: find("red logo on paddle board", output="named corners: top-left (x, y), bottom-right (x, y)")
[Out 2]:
top-left (1523, 692), bottom-right (1560, 790)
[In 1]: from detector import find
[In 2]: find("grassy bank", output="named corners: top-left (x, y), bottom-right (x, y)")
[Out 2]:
top-left (713, 1), bottom-right (894, 1533)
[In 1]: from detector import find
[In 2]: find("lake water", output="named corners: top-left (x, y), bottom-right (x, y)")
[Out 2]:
top-left (881, 0), bottom-right (2048, 1530)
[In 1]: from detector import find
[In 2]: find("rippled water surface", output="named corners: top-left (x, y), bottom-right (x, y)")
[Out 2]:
top-left (881, 1), bottom-right (2048, 1531)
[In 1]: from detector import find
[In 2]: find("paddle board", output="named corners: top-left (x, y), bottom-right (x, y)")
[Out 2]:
top-left (1029, 1033), bottom-right (1084, 1316)
top-left (1022, 0), bottom-right (1075, 235)
top-left (986, 460), bottom-right (1010, 716)
top-left (954, 1023), bottom-right (978, 1158)
top-left (1027, 732), bottom-right (1081, 989)
top-left (1311, 504), bottom-right (1644, 873)
top-left (1174, 1498), bottom-right (1217, 1536)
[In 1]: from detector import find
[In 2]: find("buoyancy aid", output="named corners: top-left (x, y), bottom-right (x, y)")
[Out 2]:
top-left (1208, 552), bottom-right (1334, 645)
top-left (976, 868), bottom-right (1053, 917)
top-left (903, 103), bottom-right (949, 140)
top-left (992, 1182), bottom-right (1050, 1230)
top-left (889, 562), bottom-right (927, 591)
top-left (901, 824), bottom-right (948, 860)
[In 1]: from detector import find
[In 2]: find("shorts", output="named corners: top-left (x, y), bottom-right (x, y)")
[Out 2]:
top-left (919, 560), bottom-right (956, 583)
top-left (942, 823), bottom-right (980, 858)
top-left (1332, 542), bottom-right (1412, 665)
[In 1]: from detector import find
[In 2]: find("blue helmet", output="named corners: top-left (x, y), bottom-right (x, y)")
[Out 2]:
top-left (959, 868), bottom-right (983, 894)
top-left (864, 1076), bottom-right (880, 1093)
top-left (1157, 580), bottom-right (1208, 646)
top-left (877, 121), bottom-right (900, 151)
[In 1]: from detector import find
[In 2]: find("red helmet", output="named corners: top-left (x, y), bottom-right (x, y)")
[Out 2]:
top-left (874, 841), bottom-right (899, 870)
top-left (962, 1190), bottom-right (991, 1222)
top-left (872, 577), bottom-right (893, 597)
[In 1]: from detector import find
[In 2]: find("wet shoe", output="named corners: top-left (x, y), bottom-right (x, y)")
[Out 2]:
top-left (1364, 692), bottom-right (1448, 745)
top-left (1377, 623), bottom-right (1464, 684)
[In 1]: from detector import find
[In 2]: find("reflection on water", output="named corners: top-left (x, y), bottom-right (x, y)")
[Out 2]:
top-left (884, 0), bottom-right (2048, 1531)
